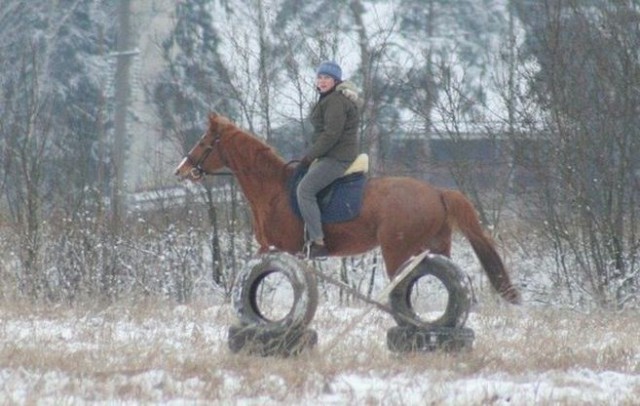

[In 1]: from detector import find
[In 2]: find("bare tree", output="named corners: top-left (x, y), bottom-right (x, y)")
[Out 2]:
top-left (1, 41), bottom-right (53, 297)
top-left (515, 1), bottom-right (640, 307)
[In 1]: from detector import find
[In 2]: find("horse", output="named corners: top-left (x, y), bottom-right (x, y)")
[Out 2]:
top-left (175, 113), bottom-right (520, 304)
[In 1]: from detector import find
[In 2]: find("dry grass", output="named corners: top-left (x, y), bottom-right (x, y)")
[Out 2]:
top-left (0, 297), bottom-right (639, 404)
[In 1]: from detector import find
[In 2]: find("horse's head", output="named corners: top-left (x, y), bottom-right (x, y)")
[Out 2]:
top-left (174, 113), bottom-right (231, 181)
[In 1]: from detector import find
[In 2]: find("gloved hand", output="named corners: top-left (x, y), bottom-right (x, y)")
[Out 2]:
top-left (299, 156), bottom-right (313, 167)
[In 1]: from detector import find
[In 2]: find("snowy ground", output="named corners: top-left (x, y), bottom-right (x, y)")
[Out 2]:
top-left (1, 297), bottom-right (638, 405)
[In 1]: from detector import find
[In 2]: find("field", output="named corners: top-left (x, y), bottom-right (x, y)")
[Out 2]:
top-left (1, 295), bottom-right (638, 405)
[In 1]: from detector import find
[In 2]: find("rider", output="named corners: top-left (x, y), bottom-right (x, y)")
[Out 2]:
top-left (297, 61), bottom-right (361, 258)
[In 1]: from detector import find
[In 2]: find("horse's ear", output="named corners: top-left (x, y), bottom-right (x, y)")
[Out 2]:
top-left (208, 99), bottom-right (223, 123)
top-left (209, 112), bottom-right (222, 131)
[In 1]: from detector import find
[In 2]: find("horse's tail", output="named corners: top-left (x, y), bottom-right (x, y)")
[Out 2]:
top-left (440, 190), bottom-right (521, 304)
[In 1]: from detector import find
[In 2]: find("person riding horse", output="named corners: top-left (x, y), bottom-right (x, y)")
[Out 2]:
top-left (298, 61), bottom-right (362, 258)
top-left (175, 113), bottom-right (522, 305)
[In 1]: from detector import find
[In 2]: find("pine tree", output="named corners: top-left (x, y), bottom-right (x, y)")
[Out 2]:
top-left (396, 0), bottom-right (512, 121)
top-left (153, 0), bottom-right (236, 152)
top-left (0, 0), bottom-right (117, 297)
top-left (0, 0), bottom-right (117, 215)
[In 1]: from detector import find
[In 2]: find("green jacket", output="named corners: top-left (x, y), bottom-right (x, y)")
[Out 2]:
top-left (306, 81), bottom-right (361, 163)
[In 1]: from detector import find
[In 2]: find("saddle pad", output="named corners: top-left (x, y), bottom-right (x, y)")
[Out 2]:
top-left (289, 166), bottom-right (367, 224)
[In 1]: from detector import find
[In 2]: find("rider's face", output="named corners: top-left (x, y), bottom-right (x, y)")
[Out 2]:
top-left (316, 74), bottom-right (337, 93)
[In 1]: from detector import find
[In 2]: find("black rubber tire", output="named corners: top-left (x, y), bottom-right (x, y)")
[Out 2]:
top-left (227, 324), bottom-right (318, 357)
top-left (389, 254), bottom-right (471, 329)
top-left (232, 253), bottom-right (318, 330)
top-left (386, 325), bottom-right (474, 353)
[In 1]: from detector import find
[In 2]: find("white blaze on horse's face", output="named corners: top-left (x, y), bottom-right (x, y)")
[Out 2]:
top-left (175, 129), bottom-right (221, 181)
top-left (174, 157), bottom-right (195, 181)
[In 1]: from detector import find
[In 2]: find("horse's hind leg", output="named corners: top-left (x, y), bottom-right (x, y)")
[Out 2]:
top-left (429, 222), bottom-right (452, 257)
top-left (380, 243), bottom-right (414, 280)
top-left (379, 232), bottom-right (436, 280)
top-left (379, 222), bottom-right (452, 280)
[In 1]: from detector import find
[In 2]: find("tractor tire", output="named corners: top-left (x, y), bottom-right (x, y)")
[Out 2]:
top-left (228, 324), bottom-right (318, 357)
top-left (388, 254), bottom-right (471, 329)
top-left (232, 253), bottom-right (318, 330)
top-left (387, 325), bottom-right (474, 353)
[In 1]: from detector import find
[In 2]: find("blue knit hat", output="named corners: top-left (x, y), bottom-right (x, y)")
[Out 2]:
top-left (316, 61), bottom-right (342, 81)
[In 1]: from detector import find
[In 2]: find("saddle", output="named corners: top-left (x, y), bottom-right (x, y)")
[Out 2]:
top-left (289, 154), bottom-right (369, 224)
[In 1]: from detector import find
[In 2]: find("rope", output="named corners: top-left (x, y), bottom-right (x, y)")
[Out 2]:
top-left (305, 263), bottom-right (394, 314)
top-left (296, 261), bottom-right (389, 355)
top-left (299, 252), bottom-right (433, 355)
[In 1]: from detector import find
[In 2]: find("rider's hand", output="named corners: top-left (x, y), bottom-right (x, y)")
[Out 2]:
top-left (299, 156), bottom-right (313, 167)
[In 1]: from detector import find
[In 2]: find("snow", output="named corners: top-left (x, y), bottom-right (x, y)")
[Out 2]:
top-left (3, 234), bottom-right (636, 404)
top-left (1, 299), bottom-right (638, 404)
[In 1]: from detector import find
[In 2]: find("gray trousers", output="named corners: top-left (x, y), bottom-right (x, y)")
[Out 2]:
top-left (296, 157), bottom-right (350, 243)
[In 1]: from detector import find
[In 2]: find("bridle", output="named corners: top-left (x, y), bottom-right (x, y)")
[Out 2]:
top-left (183, 130), bottom-right (229, 179)
top-left (180, 128), bottom-right (292, 180)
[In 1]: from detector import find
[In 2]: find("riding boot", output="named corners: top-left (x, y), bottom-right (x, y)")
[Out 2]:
top-left (306, 241), bottom-right (329, 259)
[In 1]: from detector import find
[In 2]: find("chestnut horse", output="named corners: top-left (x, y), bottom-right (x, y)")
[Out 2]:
top-left (175, 113), bottom-right (520, 304)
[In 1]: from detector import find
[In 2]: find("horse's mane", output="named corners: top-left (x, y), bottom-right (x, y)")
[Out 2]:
top-left (212, 114), bottom-right (291, 181)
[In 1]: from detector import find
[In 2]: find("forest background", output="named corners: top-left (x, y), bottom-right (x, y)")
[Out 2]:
top-left (0, 0), bottom-right (638, 310)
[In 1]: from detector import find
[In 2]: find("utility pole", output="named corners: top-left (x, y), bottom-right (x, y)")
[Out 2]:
top-left (111, 0), bottom-right (136, 233)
